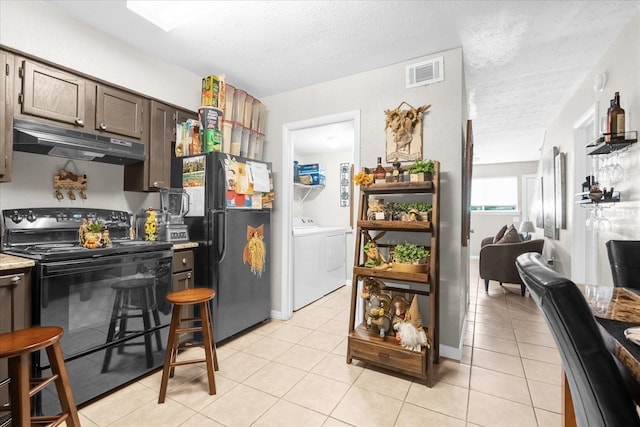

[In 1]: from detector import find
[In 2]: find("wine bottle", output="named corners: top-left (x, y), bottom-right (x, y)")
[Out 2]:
top-left (612, 91), bottom-right (625, 140)
top-left (605, 98), bottom-right (615, 142)
top-left (374, 157), bottom-right (387, 184)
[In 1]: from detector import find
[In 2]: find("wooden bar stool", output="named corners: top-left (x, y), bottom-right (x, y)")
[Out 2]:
top-left (0, 326), bottom-right (80, 427)
top-left (158, 288), bottom-right (218, 403)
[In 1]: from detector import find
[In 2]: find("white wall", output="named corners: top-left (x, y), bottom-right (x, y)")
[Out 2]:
top-left (262, 47), bottom-right (467, 355)
top-left (470, 161), bottom-right (539, 257)
top-left (538, 8), bottom-right (640, 283)
top-left (294, 150), bottom-right (352, 228)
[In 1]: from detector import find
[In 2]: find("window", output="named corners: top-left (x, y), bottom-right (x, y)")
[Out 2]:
top-left (471, 176), bottom-right (518, 211)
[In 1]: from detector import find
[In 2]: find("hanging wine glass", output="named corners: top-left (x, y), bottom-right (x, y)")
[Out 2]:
top-left (595, 206), bottom-right (612, 233)
top-left (610, 151), bottom-right (625, 183)
top-left (585, 208), bottom-right (597, 231)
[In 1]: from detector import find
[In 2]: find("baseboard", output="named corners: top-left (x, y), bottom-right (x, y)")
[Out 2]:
top-left (270, 310), bottom-right (286, 320)
top-left (470, 255), bottom-right (479, 260)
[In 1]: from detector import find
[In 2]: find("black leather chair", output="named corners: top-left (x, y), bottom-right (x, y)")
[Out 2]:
top-left (606, 240), bottom-right (640, 289)
top-left (516, 253), bottom-right (640, 427)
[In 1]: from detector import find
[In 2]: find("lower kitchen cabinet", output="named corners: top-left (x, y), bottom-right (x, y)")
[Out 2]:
top-left (172, 248), bottom-right (195, 343)
top-left (0, 267), bottom-right (31, 425)
top-left (172, 248), bottom-right (194, 292)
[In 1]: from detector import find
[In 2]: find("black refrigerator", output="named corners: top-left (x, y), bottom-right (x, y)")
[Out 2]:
top-left (172, 152), bottom-right (272, 342)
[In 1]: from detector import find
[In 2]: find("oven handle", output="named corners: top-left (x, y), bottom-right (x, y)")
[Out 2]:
top-left (41, 249), bottom-right (173, 276)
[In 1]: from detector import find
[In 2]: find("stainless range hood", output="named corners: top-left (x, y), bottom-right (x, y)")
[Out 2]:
top-left (13, 118), bottom-right (145, 165)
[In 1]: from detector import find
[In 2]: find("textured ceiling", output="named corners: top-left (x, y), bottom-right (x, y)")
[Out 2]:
top-left (46, 0), bottom-right (640, 164)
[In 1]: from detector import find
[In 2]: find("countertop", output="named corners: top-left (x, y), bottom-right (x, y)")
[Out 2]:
top-left (0, 243), bottom-right (197, 271)
top-left (0, 253), bottom-right (36, 271)
top-left (172, 242), bottom-right (199, 250)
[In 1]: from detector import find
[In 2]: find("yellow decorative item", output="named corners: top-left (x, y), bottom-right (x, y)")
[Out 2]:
top-left (144, 208), bottom-right (158, 241)
top-left (354, 169), bottom-right (373, 186)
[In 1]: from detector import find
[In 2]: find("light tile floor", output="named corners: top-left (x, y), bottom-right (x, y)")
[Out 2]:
top-left (75, 260), bottom-right (565, 426)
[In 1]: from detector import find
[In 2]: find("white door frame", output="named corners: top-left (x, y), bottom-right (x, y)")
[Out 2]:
top-left (280, 111), bottom-right (361, 320)
top-left (572, 103), bottom-right (598, 283)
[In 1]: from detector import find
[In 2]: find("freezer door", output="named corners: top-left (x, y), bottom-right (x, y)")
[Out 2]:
top-left (213, 209), bottom-right (271, 342)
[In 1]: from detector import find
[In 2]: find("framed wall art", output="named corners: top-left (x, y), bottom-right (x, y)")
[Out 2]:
top-left (384, 102), bottom-right (430, 163)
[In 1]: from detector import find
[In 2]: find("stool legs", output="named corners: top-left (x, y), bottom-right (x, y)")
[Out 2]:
top-left (159, 305), bottom-right (182, 403)
top-left (46, 341), bottom-right (81, 427)
top-left (201, 301), bottom-right (216, 394)
top-left (7, 353), bottom-right (30, 426)
top-left (7, 342), bottom-right (80, 427)
top-left (158, 298), bottom-right (218, 404)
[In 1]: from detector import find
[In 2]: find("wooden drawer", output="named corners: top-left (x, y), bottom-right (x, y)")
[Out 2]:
top-left (172, 250), bottom-right (193, 273)
top-left (348, 325), bottom-right (427, 379)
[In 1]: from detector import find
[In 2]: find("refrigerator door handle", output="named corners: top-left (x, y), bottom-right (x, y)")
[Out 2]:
top-left (219, 208), bottom-right (227, 262)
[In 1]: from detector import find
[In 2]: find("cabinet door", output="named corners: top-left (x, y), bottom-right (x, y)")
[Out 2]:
top-left (0, 51), bottom-right (11, 181)
top-left (0, 271), bottom-right (29, 415)
top-left (148, 101), bottom-right (173, 188)
top-left (18, 59), bottom-right (86, 126)
top-left (172, 270), bottom-right (193, 292)
top-left (95, 85), bottom-right (145, 139)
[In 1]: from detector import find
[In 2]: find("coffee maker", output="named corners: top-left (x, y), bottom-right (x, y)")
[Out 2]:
top-left (159, 188), bottom-right (190, 242)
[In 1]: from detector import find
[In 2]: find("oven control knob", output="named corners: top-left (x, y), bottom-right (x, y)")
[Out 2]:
top-left (10, 211), bottom-right (23, 223)
top-left (26, 210), bottom-right (37, 222)
top-left (111, 212), bottom-right (119, 221)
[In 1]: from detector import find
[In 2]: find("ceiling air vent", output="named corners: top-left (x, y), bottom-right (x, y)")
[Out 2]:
top-left (406, 56), bottom-right (444, 89)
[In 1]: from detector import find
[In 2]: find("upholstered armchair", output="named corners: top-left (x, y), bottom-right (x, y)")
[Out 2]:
top-left (479, 237), bottom-right (544, 296)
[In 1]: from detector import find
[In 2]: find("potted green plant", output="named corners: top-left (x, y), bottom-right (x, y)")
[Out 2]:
top-left (408, 159), bottom-right (434, 182)
top-left (391, 242), bottom-right (430, 273)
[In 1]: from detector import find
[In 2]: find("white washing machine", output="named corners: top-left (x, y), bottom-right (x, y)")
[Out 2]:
top-left (292, 217), bottom-right (347, 310)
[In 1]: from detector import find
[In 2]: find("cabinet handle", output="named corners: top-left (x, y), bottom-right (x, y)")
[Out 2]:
top-left (187, 272), bottom-right (192, 279)
top-left (75, 118), bottom-right (84, 126)
top-left (99, 123), bottom-right (107, 131)
top-left (182, 258), bottom-right (187, 265)
top-left (11, 276), bottom-right (21, 286)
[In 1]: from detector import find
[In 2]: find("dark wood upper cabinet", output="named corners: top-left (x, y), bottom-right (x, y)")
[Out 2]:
top-left (18, 59), bottom-right (86, 127)
top-left (148, 100), bottom-right (173, 189)
top-left (95, 85), bottom-right (145, 140)
top-left (0, 51), bottom-right (12, 182)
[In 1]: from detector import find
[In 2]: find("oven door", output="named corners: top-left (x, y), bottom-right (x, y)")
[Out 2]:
top-left (33, 249), bottom-right (173, 413)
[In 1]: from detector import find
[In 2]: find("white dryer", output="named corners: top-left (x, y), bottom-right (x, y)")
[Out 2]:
top-left (292, 217), bottom-right (347, 310)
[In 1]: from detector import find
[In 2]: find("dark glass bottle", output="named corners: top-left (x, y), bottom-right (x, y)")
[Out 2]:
top-left (611, 91), bottom-right (625, 140)
top-left (605, 99), bottom-right (615, 142)
top-left (392, 160), bottom-right (403, 182)
top-left (374, 157), bottom-right (387, 184)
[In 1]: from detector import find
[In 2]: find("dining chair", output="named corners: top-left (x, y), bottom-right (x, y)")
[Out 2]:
top-left (516, 252), bottom-right (640, 427)
top-left (606, 240), bottom-right (640, 289)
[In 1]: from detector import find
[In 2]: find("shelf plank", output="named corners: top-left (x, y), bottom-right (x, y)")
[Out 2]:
top-left (357, 220), bottom-right (432, 231)
top-left (353, 266), bottom-right (429, 284)
top-left (361, 181), bottom-right (433, 194)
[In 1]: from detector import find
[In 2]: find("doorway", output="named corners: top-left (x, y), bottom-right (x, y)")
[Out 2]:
top-left (280, 111), bottom-right (361, 320)
top-left (572, 103), bottom-right (598, 283)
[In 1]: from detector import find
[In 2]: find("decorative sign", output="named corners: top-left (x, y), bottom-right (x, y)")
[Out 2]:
top-left (340, 163), bottom-right (350, 207)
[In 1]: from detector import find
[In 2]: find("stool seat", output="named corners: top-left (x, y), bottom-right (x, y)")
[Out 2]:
top-left (158, 287), bottom-right (218, 403)
top-left (0, 326), bottom-right (80, 427)
top-left (167, 288), bottom-right (215, 305)
top-left (0, 326), bottom-right (62, 358)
